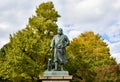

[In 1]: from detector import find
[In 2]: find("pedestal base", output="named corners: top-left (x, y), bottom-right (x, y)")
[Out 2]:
top-left (39, 71), bottom-right (72, 82)
top-left (40, 76), bottom-right (72, 82)
top-left (44, 71), bottom-right (69, 76)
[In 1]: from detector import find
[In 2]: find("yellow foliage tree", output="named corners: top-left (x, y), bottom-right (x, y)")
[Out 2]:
top-left (66, 31), bottom-right (116, 82)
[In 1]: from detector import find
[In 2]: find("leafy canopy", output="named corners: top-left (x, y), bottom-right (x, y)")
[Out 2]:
top-left (66, 31), bottom-right (116, 82)
top-left (0, 1), bottom-right (60, 81)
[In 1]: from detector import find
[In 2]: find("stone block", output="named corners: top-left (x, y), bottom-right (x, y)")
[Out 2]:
top-left (44, 71), bottom-right (69, 76)
top-left (40, 71), bottom-right (72, 82)
top-left (63, 76), bottom-right (73, 79)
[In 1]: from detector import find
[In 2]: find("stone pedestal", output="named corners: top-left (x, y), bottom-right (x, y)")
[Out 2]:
top-left (39, 71), bottom-right (72, 82)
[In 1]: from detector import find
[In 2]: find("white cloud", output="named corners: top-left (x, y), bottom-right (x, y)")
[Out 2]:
top-left (0, 0), bottom-right (38, 48)
top-left (68, 30), bottom-right (81, 40)
top-left (0, 39), bottom-right (9, 48)
top-left (0, 22), bottom-right (9, 30)
top-left (107, 41), bottom-right (120, 63)
top-left (57, 0), bottom-right (120, 36)
top-left (112, 0), bottom-right (120, 9)
top-left (55, 0), bottom-right (120, 63)
top-left (109, 42), bottom-right (120, 54)
top-left (111, 53), bottom-right (120, 64)
top-left (0, 0), bottom-right (120, 63)
top-left (106, 22), bottom-right (120, 42)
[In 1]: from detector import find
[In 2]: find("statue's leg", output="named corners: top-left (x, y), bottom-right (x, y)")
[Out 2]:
top-left (50, 61), bottom-right (52, 70)
top-left (54, 50), bottom-right (58, 71)
top-left (55, 61), bottom-right (58, 71)
top-left (48, 61), bottom-right (50, 71)
top-left (61, 63), bottom-right (64, 71)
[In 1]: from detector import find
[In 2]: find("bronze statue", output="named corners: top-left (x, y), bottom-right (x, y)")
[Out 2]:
top-left (50, 28), bottom-right (70, 71)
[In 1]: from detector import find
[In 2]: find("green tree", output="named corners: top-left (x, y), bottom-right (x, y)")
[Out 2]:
top-left (66, 31), bottom-right (116, 82)
top-left (94, 64), bottom-right (120, 82)
top-left (0, 1), bottom-right (60, 81)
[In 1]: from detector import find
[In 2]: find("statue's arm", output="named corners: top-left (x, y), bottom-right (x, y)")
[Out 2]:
top-left (64, 35), bottom-right (70, 47)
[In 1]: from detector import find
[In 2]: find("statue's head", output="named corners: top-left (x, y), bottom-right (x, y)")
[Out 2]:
top-left (57, 28), bottom-right (63, 35)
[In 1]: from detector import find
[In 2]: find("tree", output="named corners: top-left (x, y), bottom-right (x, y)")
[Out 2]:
top-left (66, 31), bottom-right (116, 82)
top-left (0, 1), bottom-right (60, 81)
top-left (94, 64), bottom-right (120, 82)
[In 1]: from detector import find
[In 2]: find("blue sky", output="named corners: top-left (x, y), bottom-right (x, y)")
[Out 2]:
top-left (0, 0), bottom-right (120, 63)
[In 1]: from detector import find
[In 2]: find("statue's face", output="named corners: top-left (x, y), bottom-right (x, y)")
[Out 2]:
top-left (58, 28), bottom-right (63, 35)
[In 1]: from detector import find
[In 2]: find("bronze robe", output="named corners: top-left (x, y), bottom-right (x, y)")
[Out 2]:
top-left (50, 34), bottom-right (70, 64)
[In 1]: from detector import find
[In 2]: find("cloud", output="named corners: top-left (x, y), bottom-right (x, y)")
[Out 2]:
top-left (0, 22), bottom-right (9, 30)
top-left (109, 42), bottom-right (120, 54)
top-left (106, 40), bottom-right (120, 63)
top-left (107, 23), bottom-right (120, 42)
top-left (55, 0), bottom-right (120, 63)
top-left (0, 0), bottom-right (120, 63)
top-left (111, 53), bottom-right (120, 64)
top-left (0, 0), bottom-right (51, 47)
top-left (0, 0), bottom-right (42, 48)
top-left (0, 0), bottom-right (54, 48)
top-left (56, 0), bottom-right (120, 35)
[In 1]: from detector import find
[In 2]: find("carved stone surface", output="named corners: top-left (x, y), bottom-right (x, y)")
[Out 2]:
top-left (39, 71), bottom-right (72, 82)
top-left (44, 71), bottom-right (69, 76)
top-left (39, 76), bottom-right (73, 82)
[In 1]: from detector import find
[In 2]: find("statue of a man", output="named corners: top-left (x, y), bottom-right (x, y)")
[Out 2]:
top-left (50, 28), bottom-right (70, 71)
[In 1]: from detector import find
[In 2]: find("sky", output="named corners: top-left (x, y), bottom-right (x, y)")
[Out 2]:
top-left (0, 0), bottom-right (120, 63)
